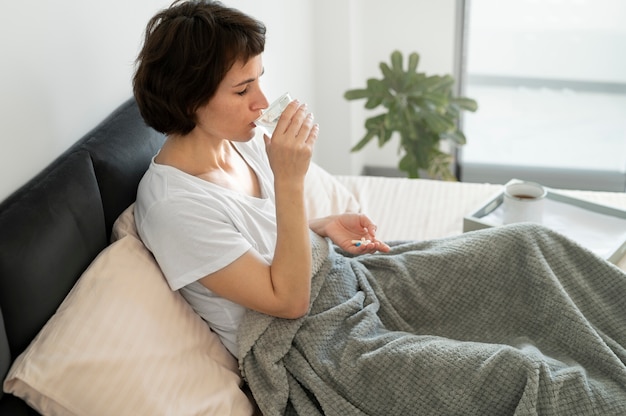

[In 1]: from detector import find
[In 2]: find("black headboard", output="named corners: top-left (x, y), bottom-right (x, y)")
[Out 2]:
top-left (0, 98), bottom-right (165, 414)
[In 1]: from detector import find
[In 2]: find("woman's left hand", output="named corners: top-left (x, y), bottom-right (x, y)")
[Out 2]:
top-left (309, 213), bottom-right (391, 254)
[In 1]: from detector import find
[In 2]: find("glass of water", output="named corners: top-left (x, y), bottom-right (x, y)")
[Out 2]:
top-left (254, 92), bottom-right (292, 136)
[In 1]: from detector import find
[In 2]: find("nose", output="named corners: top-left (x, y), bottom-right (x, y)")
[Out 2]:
top-left (257, 91), bottom-right (270, 110)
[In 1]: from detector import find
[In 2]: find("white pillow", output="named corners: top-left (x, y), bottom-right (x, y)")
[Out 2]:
top-left (110, 203), bottom-right (139, 242)
top-left (304, 162), bottom-right (361, 219)
top-left (3, 235), bottom-right (254, 416)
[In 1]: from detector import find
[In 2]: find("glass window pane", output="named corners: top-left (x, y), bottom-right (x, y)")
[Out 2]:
top-left (460, 0), bottom-right (626, 191)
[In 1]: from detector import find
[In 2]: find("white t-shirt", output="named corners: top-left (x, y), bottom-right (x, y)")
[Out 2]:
top-left (134, 137), bottom-right (276, 357)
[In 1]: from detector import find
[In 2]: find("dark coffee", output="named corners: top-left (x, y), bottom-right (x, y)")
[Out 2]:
top-left (513, 194), bottom-right (537, 199)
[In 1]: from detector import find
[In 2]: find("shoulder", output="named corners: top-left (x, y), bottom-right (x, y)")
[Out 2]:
top-left (135, 169), bottom-right (232, 244)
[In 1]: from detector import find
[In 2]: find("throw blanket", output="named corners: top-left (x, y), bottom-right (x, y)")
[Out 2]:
top-left (239, 224), bottom-right (626, 415)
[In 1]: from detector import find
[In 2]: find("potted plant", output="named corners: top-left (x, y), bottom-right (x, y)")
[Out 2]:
top-left (344, 50), bottom-right (478, 180)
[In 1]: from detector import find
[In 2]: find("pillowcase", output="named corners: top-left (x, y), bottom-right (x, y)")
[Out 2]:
top-left (304, 162), bottom-right (361, 219)
top-left (110, 203), bottom-right (139, 242)
top-left (3, 235), bottom-right (254, 416)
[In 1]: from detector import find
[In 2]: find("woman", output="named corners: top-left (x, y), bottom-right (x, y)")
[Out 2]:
top-left (133, 2), bottom-right (626, 415)
top-left (133, 0), bottom-right (389, 358)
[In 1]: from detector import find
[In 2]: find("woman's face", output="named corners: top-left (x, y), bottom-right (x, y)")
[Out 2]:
top-left (195, 54), bottom-right (269, 142)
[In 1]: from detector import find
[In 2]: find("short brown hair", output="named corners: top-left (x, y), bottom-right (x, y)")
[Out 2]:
top-left (133, 0), bottom-right (266, 135)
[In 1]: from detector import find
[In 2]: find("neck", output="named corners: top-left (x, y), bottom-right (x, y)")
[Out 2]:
top-left (156, 131), bottom-right (235, 176)
top-left (156, 131), bottom-right (261, 197)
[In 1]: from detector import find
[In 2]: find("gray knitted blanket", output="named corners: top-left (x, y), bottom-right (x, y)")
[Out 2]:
top-left (238, 224), bottom-right (626, 415)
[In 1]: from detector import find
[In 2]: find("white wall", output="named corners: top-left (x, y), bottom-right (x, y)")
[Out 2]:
top-left (0, 0), bottom-right (457, 201)
top-left (0, 0), bottom-right (170, 201)
top-left (315, 0), bottom-right (458, 175)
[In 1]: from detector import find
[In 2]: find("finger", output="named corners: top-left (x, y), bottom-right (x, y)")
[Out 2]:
top-left (374, 241), bottom-right (391, 253)
top-left (356, 238), bottom-right (384, 253)
top-left (305, 123), bottom-right (320, 145)
top-left (273, 100), bottom-right (301, 135)
top-left (296, 112), bottom-right (315, 139)
top-left (357, 214), bottom-right (378, 237)
top-left (287, 104), bottom-right (310, 137)
top-left (368, 223), bottom-right (378, 238)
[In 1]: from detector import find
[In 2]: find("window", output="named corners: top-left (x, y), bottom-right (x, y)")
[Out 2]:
top-left (458, 0), bottom-right (626, 191)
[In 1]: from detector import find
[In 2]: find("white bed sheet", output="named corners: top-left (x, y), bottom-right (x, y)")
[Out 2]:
top-left (335, 176), bottom-right (626, 271)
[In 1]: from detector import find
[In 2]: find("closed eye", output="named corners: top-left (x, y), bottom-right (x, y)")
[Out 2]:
top-left (233, 67), bottom-right (264, 96)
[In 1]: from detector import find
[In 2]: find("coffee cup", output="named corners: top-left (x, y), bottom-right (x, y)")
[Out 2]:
top-left (502, 181), bottom-right (547, 224)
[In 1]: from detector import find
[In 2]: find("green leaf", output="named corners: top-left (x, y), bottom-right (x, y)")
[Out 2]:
top-left (351, 129), bottom-right (377, 152)
top-left (363, 114), bottom-right (389, 147)
top-left (364, 113), bottom-right (387, 129)
top-left (401, 136), bottom-right (429, 169)
top-left (442, 130), bottom-right (467, 146)
top-left (399, 153), bottom-right (420, 178)
top-left (344, 89), bottom-right (371, 101)
top-left (422, 111), bottom-right (455, 133)
top-left (427, 150), bottom-right (456, 181)
top-left (365, 96), bottom-right (384, 109)
top-left (381, 128), bottom-right (394, 146)
top-left (380, 62), bottom-right (395, 84)
top-left (390, 51), bottom-right (403, 75)
top-left (421, 75), bottom-right (454, 92)
top-left (451, 96), bottom-right (478, 112)
top-left (403, 107), bottom-right (419, 140)
top-left (408, 52), bottom-right (419, 74)
top-left (421, 92), bottom-right (449, 108)
top-left (367, 78), bottom-right (386, 93)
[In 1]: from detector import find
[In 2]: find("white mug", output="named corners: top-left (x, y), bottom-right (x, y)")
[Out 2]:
top-left (502, 181), bottom-right (547, 224)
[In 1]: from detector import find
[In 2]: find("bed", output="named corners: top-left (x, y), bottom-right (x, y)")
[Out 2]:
top-left (1, 97), bottom-right (625, 415)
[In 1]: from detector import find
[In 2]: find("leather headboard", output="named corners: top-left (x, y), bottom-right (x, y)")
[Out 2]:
top-left (0, 98), bottom-right (165, 413)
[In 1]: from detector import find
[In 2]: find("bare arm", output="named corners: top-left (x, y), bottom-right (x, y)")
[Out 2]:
top-left (199, 101), bottom-right (319, 319)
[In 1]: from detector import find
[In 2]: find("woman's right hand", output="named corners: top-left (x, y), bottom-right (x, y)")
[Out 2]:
top-left (263, 100), bottom-right (319, 182)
